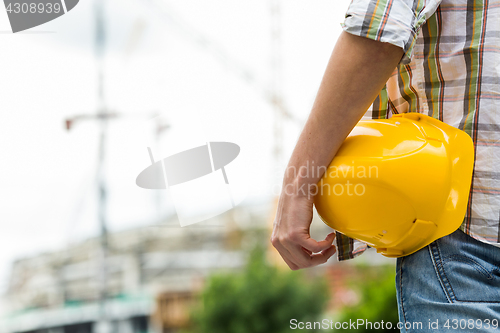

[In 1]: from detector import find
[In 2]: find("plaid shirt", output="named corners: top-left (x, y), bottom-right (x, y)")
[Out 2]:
top-left (336, 0), bottom-right (500, 260)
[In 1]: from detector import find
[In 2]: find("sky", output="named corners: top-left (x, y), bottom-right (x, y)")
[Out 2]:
top-left (0, 0), bottom-right (351, 291)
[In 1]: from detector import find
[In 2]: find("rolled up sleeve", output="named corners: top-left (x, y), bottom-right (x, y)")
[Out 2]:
top-left (336, 232), bottom-right (369, 261)
top-left (342, 0), bottom-right (442, 64)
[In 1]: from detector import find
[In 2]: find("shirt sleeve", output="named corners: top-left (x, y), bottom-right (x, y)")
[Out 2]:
top-left (342, 0), bottom-right (442, 64)
top-left (336, 232), bottom-right (369, 261)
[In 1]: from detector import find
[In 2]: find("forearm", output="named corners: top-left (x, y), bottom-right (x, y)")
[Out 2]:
top-left (284, 32), bottom-right (404, 195)
top-left (272, 31), bottom-right (404, 270)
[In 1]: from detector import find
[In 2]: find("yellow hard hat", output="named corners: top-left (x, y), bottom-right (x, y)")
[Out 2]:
top-left (314, 113), bottom-right (474, 258)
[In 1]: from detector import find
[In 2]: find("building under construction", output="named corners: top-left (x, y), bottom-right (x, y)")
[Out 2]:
top-left (0, 202), bottom-right (280, 333)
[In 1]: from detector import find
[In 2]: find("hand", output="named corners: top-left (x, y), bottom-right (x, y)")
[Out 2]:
top-left (271, 192), bottom-right (336, 270)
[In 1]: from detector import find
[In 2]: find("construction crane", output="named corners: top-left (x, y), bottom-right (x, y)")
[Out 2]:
top-left (64, 2), bottom-right (293, 329)
top-left (65, 1), bottom-right (111, 332)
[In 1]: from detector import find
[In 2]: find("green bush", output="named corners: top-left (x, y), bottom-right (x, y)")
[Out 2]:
top-left (187, 247), bottom-right (330, 333)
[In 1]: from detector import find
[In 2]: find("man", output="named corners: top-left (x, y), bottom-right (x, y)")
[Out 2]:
top-left (271, 0), bottom-right (500, 331)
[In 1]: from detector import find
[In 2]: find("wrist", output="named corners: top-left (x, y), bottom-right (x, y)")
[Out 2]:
top-left (281, 175), bottom-right (319, 203)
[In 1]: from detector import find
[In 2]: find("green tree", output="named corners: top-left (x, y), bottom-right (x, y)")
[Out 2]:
top-left (337, 265), bottom-right (399, 332)
top-left (187, 247), bottom-right (330, 333)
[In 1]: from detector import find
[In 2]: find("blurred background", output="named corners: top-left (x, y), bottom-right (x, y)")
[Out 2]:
top-left (0, 0), bottom-right (398, 332)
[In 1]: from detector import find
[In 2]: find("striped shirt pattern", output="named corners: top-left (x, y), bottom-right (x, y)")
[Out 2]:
top-left (337, 0), bottom-right (500, 260)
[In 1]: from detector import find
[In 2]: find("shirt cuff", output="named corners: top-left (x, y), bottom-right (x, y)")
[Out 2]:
top-left (335, 232), bottom-right (369, 261)
top-left (342, 0), bottom-right (442, 64)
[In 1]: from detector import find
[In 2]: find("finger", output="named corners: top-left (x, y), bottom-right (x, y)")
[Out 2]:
top-left (286, 242), bottom-right (336, 269)
top-left (298, 232), bottom-right (336, 254)
top-left (323, 232), bottom-right (336, 245)
top-left (303, 233), bottom-right (335, 255)
top-left (325, 232), bottom-right (336, 242)
top-left (284, 242), bottom-right (318, 268)
top-left (309, 245), bottom-right (337, 266)
top-left (273, 241), bottom-right (301, 270)
top-left (281, 254), bottom-right (301, 271)
top-left (283, 233), bottom-right (336, 268)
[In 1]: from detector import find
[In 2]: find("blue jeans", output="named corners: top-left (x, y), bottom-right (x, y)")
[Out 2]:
top-left (396, 229), bottom-right (500, 332)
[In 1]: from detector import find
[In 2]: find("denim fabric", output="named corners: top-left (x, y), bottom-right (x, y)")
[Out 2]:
top-left (396, 229), bottom-right (500, 332)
